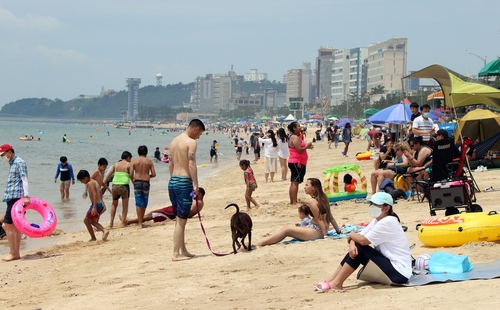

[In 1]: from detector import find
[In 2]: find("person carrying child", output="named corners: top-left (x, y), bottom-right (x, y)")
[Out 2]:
top-left (296, 204), bottom-right (312, 227)
top-left (239, 160), bottom-right (260, 210)
top-left (77, 170), bottom-right (109, 242)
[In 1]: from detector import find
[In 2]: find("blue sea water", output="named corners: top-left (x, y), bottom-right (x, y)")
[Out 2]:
top-left (0, 121), bottom-right (237, 253)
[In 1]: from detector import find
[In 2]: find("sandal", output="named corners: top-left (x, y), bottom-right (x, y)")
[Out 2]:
top-left (313, 280), bottom-right (331, 293)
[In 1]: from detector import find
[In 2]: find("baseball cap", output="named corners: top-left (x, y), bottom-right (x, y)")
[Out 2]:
top-left (370, 192), bottom-right (393, 206)
top-left (436, 129), bottom-right (449, 138)
top-left (0, 144), bottom-right (13, 155)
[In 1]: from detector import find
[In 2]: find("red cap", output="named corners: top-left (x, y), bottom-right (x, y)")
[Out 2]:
top-left (0, 144), bottom-right (13, 155)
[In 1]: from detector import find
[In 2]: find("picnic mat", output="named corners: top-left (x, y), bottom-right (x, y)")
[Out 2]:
top-left (357, 258), bottom-right (500, 286)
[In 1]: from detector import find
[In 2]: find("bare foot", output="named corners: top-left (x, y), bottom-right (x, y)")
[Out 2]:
top-left (137, 224), bottom-right (143, 229)
top-left (88, 238), bottom-right (97, 242)
top-left (102, 231), bottom-right (109, 241)
top-left (254, 204), bottom-right (260, 209)
top-left (172, 255), bottom-right (194, 262)
top-left (2, 254), bottom-right (21, 262)
top-left (109, 222), bottom-right (114, 228)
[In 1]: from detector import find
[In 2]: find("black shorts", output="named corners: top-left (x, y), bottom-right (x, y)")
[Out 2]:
top-left (288, 163), bottom-right (306, 183)
top-left (210, 149), bottom-right (217, 157)
top-left (4, 198), bottom-right (21, 224)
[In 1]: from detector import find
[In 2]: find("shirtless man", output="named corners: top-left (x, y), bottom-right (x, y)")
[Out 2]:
top-left (129, 145), bottom-right (156, 228)
top-left (123, 188), bottom-right (205, 225)
top-left (104, 151), bottom-right (132, 228)
top-left (85, 158), bottom-right (110, 198)
top-left (169, 119), bottom-right (205, 261)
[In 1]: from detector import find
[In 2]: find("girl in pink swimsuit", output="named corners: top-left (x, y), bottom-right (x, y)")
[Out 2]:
top-left (239, 160), bottom-right (260, 210)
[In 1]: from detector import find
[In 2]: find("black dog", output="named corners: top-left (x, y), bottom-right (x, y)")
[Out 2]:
top-left (225, 203), bottom-right (253, 254)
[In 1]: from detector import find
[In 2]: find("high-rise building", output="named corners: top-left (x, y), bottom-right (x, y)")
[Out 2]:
top-left (213, 75), bottom-right (232, 111)
top-left (330, 48), bottom-right (368, 106)
top-left (315, 47), bottom-right (335, 103)
top-left (191, 74), bottom-right (214, 112)
top-left (366, 38), bottom-right (408, 94)
top-left (285, 63), bottom-right (312, 105)
top-left (406, 71), bottom-right (420, 92)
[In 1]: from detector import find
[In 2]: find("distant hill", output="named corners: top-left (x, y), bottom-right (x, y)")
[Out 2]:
top-left (0, 80), bottom-right (286, 119)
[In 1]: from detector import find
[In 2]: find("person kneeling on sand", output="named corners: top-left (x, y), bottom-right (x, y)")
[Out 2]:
top-left (122, 188), bottom-right (205, 225)
top-left (77, 170), bottom-right (109, 242)
top-left (313, 192), bottom-right (411, 293)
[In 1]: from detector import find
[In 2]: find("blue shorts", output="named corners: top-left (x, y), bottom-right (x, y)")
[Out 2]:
top-left (134, 180), bottom-right (150, 208)
top-left (168, 176), bottom-right (193, 219)
top-left (86, 202), bottom-right (104, 220)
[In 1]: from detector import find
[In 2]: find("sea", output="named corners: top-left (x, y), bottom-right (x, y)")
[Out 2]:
top-left (0, 121), bottom-right (237, 254)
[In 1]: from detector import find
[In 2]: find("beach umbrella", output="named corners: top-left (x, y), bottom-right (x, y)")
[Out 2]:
top-left (363, 108), bottom-right (379, 118)
top-left (335, 118), bottom-right (355, 127)
top-left (367, 103), bottom-right (441, 125)
top-left (328, 116), bottom-right (339, 121)
top-left (261, 116), bottom-right (271, 121)
top-left (276, 116), bottom-right (286, 122)
top-left (310, 114), bottom-right (323, 119)
top-left (304, 112), bottom-right (311, 117)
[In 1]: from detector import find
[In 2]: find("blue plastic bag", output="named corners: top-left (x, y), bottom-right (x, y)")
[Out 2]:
top-left (428, 251), bottom-right (473, 274)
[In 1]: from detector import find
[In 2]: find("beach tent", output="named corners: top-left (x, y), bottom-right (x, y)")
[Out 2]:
top-left (284, 114), bottom-right (296, 121)
top-left (404, 64), bottom-right (500, 109)
top-left (454, 109), bottom-right (500, 152)
top-left (478, 58), bottom-right (500, 77)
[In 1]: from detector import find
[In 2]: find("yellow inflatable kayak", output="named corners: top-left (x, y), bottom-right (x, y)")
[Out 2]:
top-left (417, 211), bottom-right (500, 247)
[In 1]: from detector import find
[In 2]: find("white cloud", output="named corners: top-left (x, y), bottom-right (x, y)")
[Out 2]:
top-left (0, 7), bottom-right (61, 31)
top-left (37, 45), bottom-right (89, 65)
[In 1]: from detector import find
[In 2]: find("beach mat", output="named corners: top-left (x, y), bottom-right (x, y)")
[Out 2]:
top-left (357, 259), bottom-right (500, 286)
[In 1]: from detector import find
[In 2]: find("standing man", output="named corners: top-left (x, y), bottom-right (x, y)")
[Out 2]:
top-left (129, 145), bottom-right (156, 229)
top-left (210, 140), bottom-right (218, 163)
top-left (54, 156), bottom-right (75, 200)
top-left (168, 119), bottom-right (205, 261)
top-left (407, 102), bottom-right (421, 138)
top-left (0, 144), bottom-right (30, 262)
top-left (63, 134), bottom-right (67, 143)
top-left (412, 104), bottom-right (434, 144)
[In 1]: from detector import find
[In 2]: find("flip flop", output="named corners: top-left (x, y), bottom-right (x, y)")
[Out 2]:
top-left (313, 280), bottom-right (331, 293)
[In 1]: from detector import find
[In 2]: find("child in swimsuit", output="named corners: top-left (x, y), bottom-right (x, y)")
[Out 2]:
top-left (296, 204), bottom-right (312, 227)
top-left (239, 160), bottom-right (260, 210)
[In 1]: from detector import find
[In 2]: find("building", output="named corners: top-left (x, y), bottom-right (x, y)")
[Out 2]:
top-left (285, 62), bottom-right (312, 105)
top-left (263, 89), bottom-right (286, 108)
top-left (330, 47), bottom-right (368, 106)
top-left (315, 47), bottom-right (335, 103)
top-left (245, 69), bottom-right (268, 82)
top-left (191, 74), bottom-right (215, 112)
top-left (126, 78), bottom-right (141, 121)
top-left (366, 38), bottom-right (408, 95)
top-left (213, 75), bottom-right (232, 111)
top-left (405, 70), bottom-right (420, 92)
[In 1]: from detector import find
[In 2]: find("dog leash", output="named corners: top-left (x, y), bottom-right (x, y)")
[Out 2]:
top-left (192, 192), bottom-right (237, 256)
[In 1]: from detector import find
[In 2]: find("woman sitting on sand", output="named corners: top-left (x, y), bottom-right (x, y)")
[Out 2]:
top-left (256, 178), bottom-right (340, 246)
top-left (314, 192), bottom-right (412, 292)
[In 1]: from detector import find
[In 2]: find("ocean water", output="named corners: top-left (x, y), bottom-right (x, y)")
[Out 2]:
top-left (0, 121), bottom-right (237, 253)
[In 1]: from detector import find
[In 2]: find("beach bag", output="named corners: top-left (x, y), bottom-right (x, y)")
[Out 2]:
top-left (394, 175), bottom-right (410, 192)
top-left (428, 252), bottom-right (473, 274)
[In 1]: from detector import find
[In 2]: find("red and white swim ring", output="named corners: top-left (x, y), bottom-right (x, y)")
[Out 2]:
top-left (11, 197), bottom-right (57, 238)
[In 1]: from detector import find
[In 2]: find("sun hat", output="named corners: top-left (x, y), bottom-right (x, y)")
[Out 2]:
top-left (0, 144), bottom-right (13, 155)
top-left (370, 192), bottom-right (393, 206)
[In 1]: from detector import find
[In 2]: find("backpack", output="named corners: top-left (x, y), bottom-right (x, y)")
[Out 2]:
top-left (394, 174), bottom-right (410, 192)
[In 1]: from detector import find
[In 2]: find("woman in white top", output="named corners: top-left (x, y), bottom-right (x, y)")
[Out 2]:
top-left (259, 130), bottom-right (278, 182)
top-left (276, 128), bottom-right (289, 181)
top-left (314, 192), bottom-right (412, 292)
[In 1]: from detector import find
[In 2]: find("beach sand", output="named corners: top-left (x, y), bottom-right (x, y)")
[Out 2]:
top-left (2, 128), bottom-right (500, 309)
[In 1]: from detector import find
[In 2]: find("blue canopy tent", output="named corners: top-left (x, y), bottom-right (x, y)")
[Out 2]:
top-left (367, 103), bottom-right (442, 125)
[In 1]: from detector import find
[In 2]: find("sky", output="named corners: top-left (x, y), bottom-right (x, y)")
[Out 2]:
top-left (1, 0), bottom-right (499, 107)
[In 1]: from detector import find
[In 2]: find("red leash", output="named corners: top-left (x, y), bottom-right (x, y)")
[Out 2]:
top-left (193, 193), bottom-right (238, 256)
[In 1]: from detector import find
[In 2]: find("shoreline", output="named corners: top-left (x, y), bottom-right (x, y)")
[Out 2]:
top-left (2, 127), bottom-right (500, 309)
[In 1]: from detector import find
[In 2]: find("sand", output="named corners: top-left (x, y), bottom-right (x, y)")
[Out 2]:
top-left (2, 128), bottom-right (500, 310)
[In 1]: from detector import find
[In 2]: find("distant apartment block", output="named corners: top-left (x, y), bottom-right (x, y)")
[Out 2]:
top-left (315, 47), bottom-right (335, 102)
top-left (366, 38), bottom-right (408, 94)
top-left (245, 69), bottom-right (268, 82)
top-left (330, 47), bottom-right (368, 106)
top-left (213, 75), bottom-right (232, 111)
top-left (406, 70), bottom-right (420, 92)
top-left (285, 63), bottom-right (312, 105)
top-left (191, 74), bottom-right (215, 112)
top-left (263, 89), bottom-right (286, 108)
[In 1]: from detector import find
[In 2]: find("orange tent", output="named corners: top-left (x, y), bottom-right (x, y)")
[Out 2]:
top-left (427, 91), bottom-right (444, 101)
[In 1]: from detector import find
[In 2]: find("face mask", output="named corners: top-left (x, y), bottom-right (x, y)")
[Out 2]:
top-left (368, 205), bottom-right (382, 218)
top-left (423, 112), bottom-right (430, 118)
top-left (1, 155), bottom-right (9, 163)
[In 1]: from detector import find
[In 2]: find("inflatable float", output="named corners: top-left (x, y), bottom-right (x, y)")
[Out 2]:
top-left (355, 151), bottom-right (372, 160)
top-left (323, 164), bottom-right (367, 202)
top-left (11, 197), bottom-right (57, 238)
top-left (417, 211), bottom-right (500, 247)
